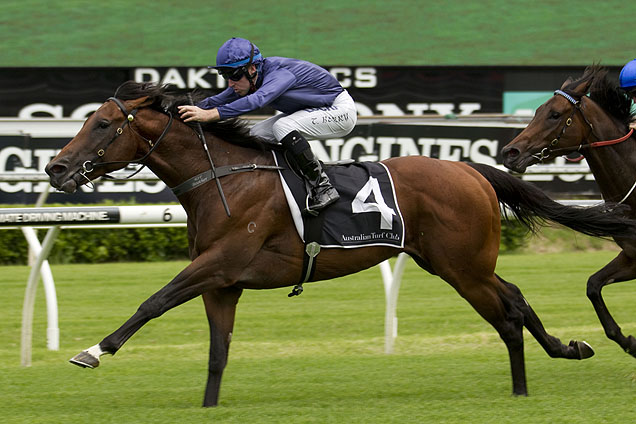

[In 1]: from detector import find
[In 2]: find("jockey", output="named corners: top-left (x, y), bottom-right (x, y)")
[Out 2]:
top-left (178, 37), bottom-right (357, 215)
top-left (620, 59), bottom-right (636, 100)
top-left (620, 59), bottom-right (636, 129)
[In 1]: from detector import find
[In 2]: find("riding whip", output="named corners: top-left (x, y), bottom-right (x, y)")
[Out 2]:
top-left (187, 93), bottom-right (231, 217)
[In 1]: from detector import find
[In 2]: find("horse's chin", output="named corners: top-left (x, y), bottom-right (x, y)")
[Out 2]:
top-left (50, 173), bottom-right (82, 193)
top-left (59, 179), bottom-right (79, 193)
top-left (505, 163), bottom-right (528, 174)
top-left (503, 155), bottom-right (538, 174)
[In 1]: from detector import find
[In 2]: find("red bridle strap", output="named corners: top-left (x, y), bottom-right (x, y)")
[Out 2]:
top-left (566, 128), bottom-right (635, 162)
top-left (587, 128), bottom-right (634, 148)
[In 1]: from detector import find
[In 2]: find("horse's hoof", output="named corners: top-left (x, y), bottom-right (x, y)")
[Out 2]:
top-left (69, 350), bottom-right (100, 369)
top-left (623, 335), bottom-right (636, 357)
top-left (570, 340), bottom-right (594, 359)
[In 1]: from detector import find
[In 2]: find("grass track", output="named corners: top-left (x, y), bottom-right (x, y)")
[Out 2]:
top-left (2, 250), bottom-right (635, 423)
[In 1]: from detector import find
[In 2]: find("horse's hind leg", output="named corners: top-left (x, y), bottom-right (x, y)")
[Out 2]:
top-left (201, 287), bottom-right (243, 407)
top-left (446, 274), bottom-right (528, 395)
top-left (586, 251), bottom-right (636, 356)
top-left (496, 275), bottom-right (594, 360)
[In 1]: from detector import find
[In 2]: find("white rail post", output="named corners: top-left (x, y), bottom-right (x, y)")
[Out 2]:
top-left (380, 252), bottom-right (408, 354)
top-left (20, 226), bottom-right (61, 366)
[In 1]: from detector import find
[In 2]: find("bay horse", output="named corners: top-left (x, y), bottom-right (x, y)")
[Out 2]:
top-left (46, 81), bottom-right (636, 406)
top-left (502, 65), bottom-right (636, 357)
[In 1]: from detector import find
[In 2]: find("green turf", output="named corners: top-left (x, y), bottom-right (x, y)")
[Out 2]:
top-left (2, 0), bottom-right (635, 66)
top-left (2, 250), bottom-right (635, 423)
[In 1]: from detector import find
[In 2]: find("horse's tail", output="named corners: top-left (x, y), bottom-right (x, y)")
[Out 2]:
top-left (467, 162), bottom-right (636, 238)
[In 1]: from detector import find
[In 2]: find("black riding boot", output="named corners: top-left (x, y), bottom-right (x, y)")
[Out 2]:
top-left (281, 131), bottom-right (340, 214)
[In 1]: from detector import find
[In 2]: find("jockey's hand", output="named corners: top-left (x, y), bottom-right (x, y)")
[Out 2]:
top-left (178, 105), bottom-right (220, 123)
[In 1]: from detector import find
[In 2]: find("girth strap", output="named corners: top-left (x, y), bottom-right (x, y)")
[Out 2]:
top-left (170, 164), bottom-right (282, 196)
top-left (288, 208), bottom-right (327, 297)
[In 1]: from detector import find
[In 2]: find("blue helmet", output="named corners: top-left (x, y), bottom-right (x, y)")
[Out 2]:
top-left (619, 59), bottom-right (636, 90)
top-left (212, 37), bottom-right (262, 69)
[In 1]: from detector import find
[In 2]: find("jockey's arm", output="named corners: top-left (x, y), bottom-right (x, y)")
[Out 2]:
top-left (178, 105), bottom-right (220, 123)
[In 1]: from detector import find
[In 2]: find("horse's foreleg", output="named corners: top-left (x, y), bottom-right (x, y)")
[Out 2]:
top-left (201, 287), bottom-right (243, 407)
top-left (497, 276), bottom-right (594, 360)
top-left (69, 256), bottom-right (227, 368)
top-left (587, 252), bottom-right (636, 356)
top-left (70, 285), bottom-right (196, 367)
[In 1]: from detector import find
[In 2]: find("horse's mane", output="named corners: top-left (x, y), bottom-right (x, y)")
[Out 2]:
top-left (562, 65), bottom-right (635, 127)
top-left (113, 80), bottom-right (270, 150)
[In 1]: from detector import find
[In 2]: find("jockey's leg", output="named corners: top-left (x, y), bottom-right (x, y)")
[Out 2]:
top-left (280, 130), bottom-right (339, 214)
top-left (249, 115), bottom-right (282, 146)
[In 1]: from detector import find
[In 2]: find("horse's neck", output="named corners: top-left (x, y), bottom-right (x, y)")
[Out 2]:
top-left (141, 128), bottom-right (207, 188)
top-left (143, 125), bottom-right (272, 216)
top-left (584, 116), bottom-right (636, 205)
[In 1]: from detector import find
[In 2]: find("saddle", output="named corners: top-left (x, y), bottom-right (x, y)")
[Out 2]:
top-left (273, 150), bottom-right (405, 295)
top-left (274, 150), bottom-right (404, 249)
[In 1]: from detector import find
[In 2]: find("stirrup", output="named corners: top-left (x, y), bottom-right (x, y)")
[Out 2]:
top-left (304, 195), bottom-right (320, 216)
top-left (288, 284), bottom-right (304, 297)
top-left (305, 193), bottom-right (339, 215)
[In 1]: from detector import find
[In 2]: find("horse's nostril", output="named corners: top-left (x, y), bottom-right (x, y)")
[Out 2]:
top-left (503, 147), bottom-right (520, 159)
top-left (47, 163), bottom-right (67, 176)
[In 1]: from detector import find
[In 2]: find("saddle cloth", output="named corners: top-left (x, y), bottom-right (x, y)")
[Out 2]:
top-left (272, 150), bottom-right (405, 249)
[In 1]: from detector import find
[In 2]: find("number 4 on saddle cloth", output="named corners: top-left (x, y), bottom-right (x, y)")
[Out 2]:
top-left (273, 150), bottom-right (405, 250)
top-left (273, 150), bottom-right (405, 295)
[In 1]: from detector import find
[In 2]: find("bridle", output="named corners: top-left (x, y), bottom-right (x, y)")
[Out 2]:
top-left (532, 89), bottom-right (636, 204)
top-left (532, 90), bottom-right (634, 162)
top-left (77, 95), bottom-right (282, 206)
top-left (79, 97), bottom-right (173, 185)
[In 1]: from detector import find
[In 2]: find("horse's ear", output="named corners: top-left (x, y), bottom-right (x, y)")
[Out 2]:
top-left (560, 77), bottom-right (573, 90)
top-left (130, 96), bottom-right (152, 108)
top-left (571, 78), bottom-right (593, 96)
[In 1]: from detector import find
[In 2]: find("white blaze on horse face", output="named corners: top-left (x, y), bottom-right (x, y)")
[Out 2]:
top-left (352, 176), bottom-right (396, 230)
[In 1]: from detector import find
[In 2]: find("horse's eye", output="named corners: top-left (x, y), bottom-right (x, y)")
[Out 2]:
top-left (549, 111), bottom-right (561, 120)
top-left (97, 120), bottom-right (110, 129)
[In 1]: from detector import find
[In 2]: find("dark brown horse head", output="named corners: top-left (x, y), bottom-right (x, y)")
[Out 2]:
top-left (45, 94), bottom-right (158, 193)
top-left (46, 81), bottom-right (266, 193)
top-left (501, 65), bottom-right (634, 173)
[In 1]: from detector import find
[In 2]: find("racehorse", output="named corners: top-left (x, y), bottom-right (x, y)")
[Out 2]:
top-left (502, 65), bottom-right (636, 357)
top-left (45, 81), bottom-right (636, 407)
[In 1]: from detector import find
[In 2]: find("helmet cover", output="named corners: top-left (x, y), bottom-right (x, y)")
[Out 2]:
top-left (619, 59), bottom-right (636, 90)
top-left (213, 37), bottom-right (262, 69)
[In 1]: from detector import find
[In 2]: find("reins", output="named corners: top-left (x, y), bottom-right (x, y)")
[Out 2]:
top-left (187, 93), bottom-right (231, 217)
top-left (80, 95), bottom-right (282, 202)
top-left (79, 97), bottom-right (174, 186)
top-left (532, 90), bottom-right (634, 162)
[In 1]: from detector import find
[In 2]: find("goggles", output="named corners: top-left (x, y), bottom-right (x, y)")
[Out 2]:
top-left (218, 67), bottom-right (246, 81)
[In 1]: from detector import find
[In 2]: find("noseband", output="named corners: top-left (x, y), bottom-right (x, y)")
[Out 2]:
top-left (79, 97), bottom-right (173, 183)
